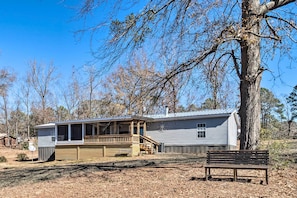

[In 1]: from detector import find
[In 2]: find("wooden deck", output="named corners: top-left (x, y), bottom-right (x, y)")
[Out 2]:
top-left (55, 134), bottom-right (160, 160)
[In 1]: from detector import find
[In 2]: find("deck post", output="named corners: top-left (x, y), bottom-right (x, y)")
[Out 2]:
top-left (77, 145), bottom-right (80, 160)
top-left (103, 146), bottom-right (106, 157)
top-left (143, 122), bottom-right (147, 136)
top-left (130, 121), bottom-right (134, 135)
top-left (96, 123), bottom-right (99, 135)
top-left (266, 169), bottom-right (268, 184)
top-left (233, 169), bottom-right (237, 181)
top-left (137, 121), bottom-right (140, 135)
top-left (113, 121), bottom-right (117, 134)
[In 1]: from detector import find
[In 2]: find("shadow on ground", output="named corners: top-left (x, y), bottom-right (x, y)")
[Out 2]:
top-left (0, 155), bottom-right (205, 188)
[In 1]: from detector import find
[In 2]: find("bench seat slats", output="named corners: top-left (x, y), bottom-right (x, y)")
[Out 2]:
top-left (204, 164), bottom-right (268, 169)
top-left (204, 150), bottom-right (269, 184)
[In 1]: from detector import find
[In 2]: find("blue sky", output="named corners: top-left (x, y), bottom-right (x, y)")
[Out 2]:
top-left (0, 0), bottom-right (297, 103)
top-left (0, 1), bottom-right (92, 79)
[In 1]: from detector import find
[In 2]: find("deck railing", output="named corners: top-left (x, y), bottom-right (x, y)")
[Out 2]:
top-left (84, 134), bottom-right (139, 144)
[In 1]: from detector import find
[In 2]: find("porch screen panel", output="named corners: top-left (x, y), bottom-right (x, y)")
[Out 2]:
top-left (86, 124), bottom-right (92, 136)
top-left (57, 125), bottom-right (68, 141)
top-left (71, 124), bottom-right (82, 140)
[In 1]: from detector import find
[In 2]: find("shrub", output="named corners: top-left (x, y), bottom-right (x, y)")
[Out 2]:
top-left (17, 153), bottom-right (29, 161)
top-left (260, 140), bottom-right (292, 169)
top-left (0, 156), bottom-right (7, 162)
top-left (22, 142), bottom-right (29, 150)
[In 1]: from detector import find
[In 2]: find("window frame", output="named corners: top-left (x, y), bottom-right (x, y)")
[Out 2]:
top-left (71, 124), bottom-right (83, 140)
top-left (57, 125), bottom-right (68, 141)
top-left (197, 123), bottom-right (206, 138)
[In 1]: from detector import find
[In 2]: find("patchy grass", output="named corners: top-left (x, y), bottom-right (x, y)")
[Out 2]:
top-left (0, 140), bottom-right (296, 198)
top-left (0, 156), bottom-right (7, 163)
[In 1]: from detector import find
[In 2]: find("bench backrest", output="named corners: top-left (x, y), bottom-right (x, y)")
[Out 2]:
top-left (206, 150), bottom-right (269, 165)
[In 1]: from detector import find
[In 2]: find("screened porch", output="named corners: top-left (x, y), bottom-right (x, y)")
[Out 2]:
top-left (55, 117), bottom-right (147, 146)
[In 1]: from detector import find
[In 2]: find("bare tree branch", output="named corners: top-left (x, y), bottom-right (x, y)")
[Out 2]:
top-left (259, 0), bottom-right (296, 15)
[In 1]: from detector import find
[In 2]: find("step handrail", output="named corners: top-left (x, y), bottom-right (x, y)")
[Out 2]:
top-left (140, 135), bottom-right (160, 145)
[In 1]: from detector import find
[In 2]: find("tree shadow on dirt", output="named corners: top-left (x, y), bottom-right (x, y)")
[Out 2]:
top-left (189, 175), bottom-right (270, 185)
top-left (15, 158), bottom-right (39, 162)
top-left (0, 156), bottom-right (205, 188)
top-left (190, 176), bottom-right (252, 183)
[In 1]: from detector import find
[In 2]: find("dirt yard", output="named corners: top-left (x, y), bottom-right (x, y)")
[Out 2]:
top-left (0, 144), bottom-right (297, 198)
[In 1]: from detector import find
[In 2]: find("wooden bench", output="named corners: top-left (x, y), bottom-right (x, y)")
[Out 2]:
top-left (205, 150), bottom-right (269, 184)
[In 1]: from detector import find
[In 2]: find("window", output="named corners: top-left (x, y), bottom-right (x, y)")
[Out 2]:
top-left (197, 123), bottom-right (206, 138)
top-left (71, 124), bottom-right (82, 140)
top-left (57, 125), bottom-right (68, 141)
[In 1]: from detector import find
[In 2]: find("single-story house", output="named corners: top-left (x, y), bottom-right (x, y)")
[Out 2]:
top-left (146, 108), bottom-right (239, 153)
top-left (35, 108), bottom-right (239, 161)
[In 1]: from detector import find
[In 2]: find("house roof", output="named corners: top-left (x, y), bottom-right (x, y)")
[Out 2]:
top-left (35, 123), bottom-right (55, 129)
top-left (145, 109), bottom-right (237, 121)
top-left (35, 109), bottom-right (238, 128)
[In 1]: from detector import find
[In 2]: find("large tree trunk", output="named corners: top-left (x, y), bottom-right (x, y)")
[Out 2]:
top-left (239, 0), bottom-right (262, 150)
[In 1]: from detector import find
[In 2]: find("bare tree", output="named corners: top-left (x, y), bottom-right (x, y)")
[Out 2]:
top-left (77, 0), bottom-right (297, 149)
top-left (9, 102), bottom-right (27, 139)
top-left (201, 59), bottom-right (236, 109)
top-left (61, 66), bottom-right (83, 120)
top-left (17, 76), bottom-right (33, 138)
top-left (0, 69), bottom-right (16, 145)
top-left (101, 53), bottom-right (183, 115)
top-left (83, 65), bottom-right (101, 118)
top-left (27, 61), bottom-right (57, 124)
top-left (103, 60), bottom-right (155, 115)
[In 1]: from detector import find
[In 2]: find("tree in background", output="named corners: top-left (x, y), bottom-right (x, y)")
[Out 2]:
top-left (103, 55), bottom-right (162, 115)
top-left (27, 61), bottom-right (58, 124)
top-left (84, 65), bottom-right (101, 118)
top-left (261, 88), bottom-right (284, 128)
top-left (202, 59), bottom-right (235, 109)
top-left (18, 76), bottom-right (32, 138)
top-left (201, 98), bottom-right (221, 110)
top-left (9, 107), bottom-right (27, 138)
top-left (61, 66), bottom-right (83, 120)
top-left (260, 87), bottom-right (284, 139)
top-left (77, 0), bottom-right (297, 149)
top-left (0, 69), bottom-right (15, 142)
top-left (101, 53), bottom-right (185, 116)
top-left (55, 106), bottom-right (69, 122)
top-left (286, 85), bottom-right (297, 136)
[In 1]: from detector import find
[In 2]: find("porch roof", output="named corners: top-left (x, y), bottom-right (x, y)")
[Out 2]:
top-left (55, 115), bottom-right (151, 125)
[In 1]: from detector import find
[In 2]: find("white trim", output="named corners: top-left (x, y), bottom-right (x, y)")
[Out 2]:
top-left (56, 140), bottom-right (84, 145)
top-left (55, 125), bottom-right (58, 145)
top-left (68, 124), bottom-right (71, 141)
top-left (82, 123), bottom-right (85, 143)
